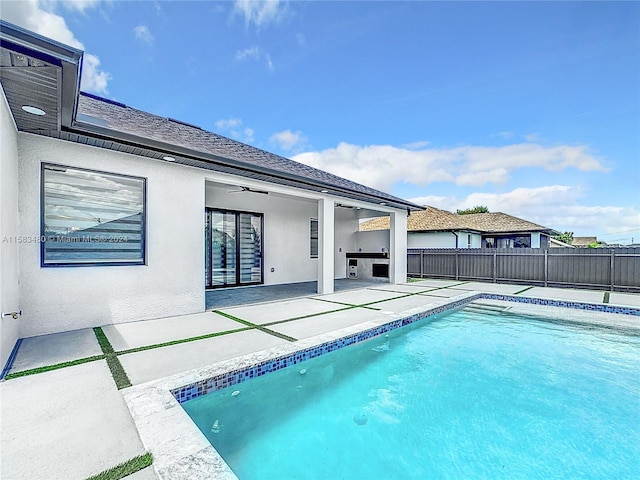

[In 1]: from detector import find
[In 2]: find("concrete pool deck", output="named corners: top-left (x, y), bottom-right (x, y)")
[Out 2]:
top-left (1, 279), bottom-right (639, 480)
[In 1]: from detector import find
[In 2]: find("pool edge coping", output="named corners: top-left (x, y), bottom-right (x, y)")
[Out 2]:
top-left (122, 292), bottom-right (640, 480)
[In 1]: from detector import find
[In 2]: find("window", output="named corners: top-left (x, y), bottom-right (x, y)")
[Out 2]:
top-left (310, 218), bottom-right (318, 258)
top-left (467, 234), bottom-right (471, 248)
top-left (205, 209), bottom-right (263, 288)
top-left (42, 164), bottom-right (146, 266)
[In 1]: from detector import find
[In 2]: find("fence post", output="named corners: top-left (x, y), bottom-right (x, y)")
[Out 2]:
top-left (610, 250), bottom-right (615, 291)
top-left (455, 249), bottom-right (459, 281)
top-left (544, 249), bottom-right (548, 287)
top-left (493, 250), bottom-right (497, 283)
top-left (420, 250), bottom-right (424, 278)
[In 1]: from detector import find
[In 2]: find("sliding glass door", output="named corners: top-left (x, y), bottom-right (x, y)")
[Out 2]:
top-left (205, 209), bottom-right (263, 288)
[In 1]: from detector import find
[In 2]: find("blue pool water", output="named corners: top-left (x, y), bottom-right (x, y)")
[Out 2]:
top-left (182, 304), bottom-right (640, 479)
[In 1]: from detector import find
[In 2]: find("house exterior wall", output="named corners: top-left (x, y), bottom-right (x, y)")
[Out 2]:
top-left (0, 86), bottom-right (21, 368)
top-left (18, 134), bottom-right (205, 337)
top-left (205, 185), bottom-right (358, 284)
top-left (355, 229), bottom-right (389, 253)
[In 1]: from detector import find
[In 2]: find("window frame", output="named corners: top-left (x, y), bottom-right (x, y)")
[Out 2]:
top-left (310, 218), bottom-right (319, 258)
top-left (40, 163), bottom-right (147, 267)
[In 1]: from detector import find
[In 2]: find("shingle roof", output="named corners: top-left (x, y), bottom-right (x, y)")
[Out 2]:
top-left (360, 206), bottom-right (477, 232)
top-left (457, 212), bottom-right (552, 233)
top-left (359, 207), bottom-right (556, 234)
top-left (572, 236), bottom-right (598, 246)
top-left (73, 93), bottom-right (420, 210)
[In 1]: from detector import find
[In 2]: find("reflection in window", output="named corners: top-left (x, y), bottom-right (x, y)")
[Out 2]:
top-left (42, 164), bottom-right (146, 266)
top-left (310, 218), bottom-right (318, 258)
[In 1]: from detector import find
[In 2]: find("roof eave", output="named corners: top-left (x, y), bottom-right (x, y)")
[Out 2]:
top-left (69, 120), bottom-right (421, 211)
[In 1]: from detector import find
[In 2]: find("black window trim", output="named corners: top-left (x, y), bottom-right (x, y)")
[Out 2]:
top-left (40, 162), bottom-right (147, 267)
top-left (310, 217), bottom-right (319, 258)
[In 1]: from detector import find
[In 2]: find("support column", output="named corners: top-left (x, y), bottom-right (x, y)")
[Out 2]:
top-left (389, 210), bottom-right (407, 285)
top-left (317, 198), bottom-right (334, 294)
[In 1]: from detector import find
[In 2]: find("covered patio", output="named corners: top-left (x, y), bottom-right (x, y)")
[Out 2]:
top-left (205, 278), bottom-right (387, 309)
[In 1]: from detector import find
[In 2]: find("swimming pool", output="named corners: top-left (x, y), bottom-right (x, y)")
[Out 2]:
top-left (181, 301), bottom-right (640, 479)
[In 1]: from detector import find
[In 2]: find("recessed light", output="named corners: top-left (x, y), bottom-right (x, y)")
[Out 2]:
top-left (379, 202), bottom-right (386, 206)
top-left (320, 189), bottom-right (329, 193)
top-left (21, 105), bottom-right (46, 116)
top-left (162, 156), bottom-right (176, 162)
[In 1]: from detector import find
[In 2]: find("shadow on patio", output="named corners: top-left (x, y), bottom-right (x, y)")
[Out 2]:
top-left (205, 279), bottom-right (387, 309)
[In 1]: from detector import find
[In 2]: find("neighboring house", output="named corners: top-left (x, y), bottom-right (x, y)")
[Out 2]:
top-left (572, 236), bottom-right (602, 247)
top-left (549, 237), bottom-right (575, 248)
top-left (359, 206), bottom-right (558, 250)
top-left (0, 22), bottom-right (420, 369)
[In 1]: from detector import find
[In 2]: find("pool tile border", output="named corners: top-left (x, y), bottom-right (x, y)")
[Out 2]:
top-left (171, 293), bottom-right (640, 404)
top-left (123, 291), bottom-right (639, 480)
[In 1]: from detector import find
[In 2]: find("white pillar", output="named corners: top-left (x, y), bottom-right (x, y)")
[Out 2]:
top-left (389, 209), bottom-right (407, 284)
top-left (317, 198), bottom-right (334, 294)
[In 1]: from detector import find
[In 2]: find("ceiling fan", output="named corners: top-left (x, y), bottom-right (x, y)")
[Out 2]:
top-left (227, 186), bottom-right (269, 195)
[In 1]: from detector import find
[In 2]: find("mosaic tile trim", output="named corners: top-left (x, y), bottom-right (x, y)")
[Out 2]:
top-left (481, 294), bottom-right (640, 316)
top-left (172, 292), bottom-right (638, 404)
top-left (171, 295), bottom-right (479, 403)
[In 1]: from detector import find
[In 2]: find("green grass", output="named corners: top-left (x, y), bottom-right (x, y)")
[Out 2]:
top-left (603, 291), bottom-right (611, 303)
top-left (4, 355), bottom-right (105, 380)
top-left (514, 286), bottom-right (535, 295)
top-left (93, 327), bottom-right (114, 354)
top-left (94, 327), bottom-right (131, 389)
top-left (116, 327), bottom-right (252, 355)
top-left (85, 453), bottom-right (152, 480)
top-left (213, 310), bottom-right (298, 342)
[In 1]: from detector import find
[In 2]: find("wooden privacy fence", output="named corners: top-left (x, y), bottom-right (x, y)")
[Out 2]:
top-left (407, 247), bottom-right (640, 292)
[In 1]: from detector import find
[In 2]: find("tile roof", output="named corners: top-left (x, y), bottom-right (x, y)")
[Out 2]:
top-left (359, 206), bottom-right (555, 234)
top-left (572, 236), bottom-right (598, 246)
top-left (457, 212), bottom-right (552, 233)
top-left (359, 206), bottom-right (469, 232)
top-left (74, 93), bottom-right (420, 210)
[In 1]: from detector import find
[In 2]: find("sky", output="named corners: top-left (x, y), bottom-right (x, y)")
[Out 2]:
top-left (2, 0), bottom-right (639, 244)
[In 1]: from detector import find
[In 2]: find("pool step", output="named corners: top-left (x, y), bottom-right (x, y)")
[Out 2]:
top-left (463, 303), bottom-right (510, 314)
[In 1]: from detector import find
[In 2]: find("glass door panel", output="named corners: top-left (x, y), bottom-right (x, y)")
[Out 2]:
top-left (211, 211), bottom-right (237, 287)
top-left (239, 213), bottom-right (262, 284)
top-left (205, 209), bottom-right (263, 288)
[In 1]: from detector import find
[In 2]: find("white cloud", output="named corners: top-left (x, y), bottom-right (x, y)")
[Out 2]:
top-left (234, 0), bottom-right (287, 27)
top-left (409, 185), bottom-right (640, 240)
top-left (133, 24), bottom-right (154, 46)
top-left (0, 0), bottom-right (111, 94)
top-left (235, 46), bottom-right (261, 61)
top-left (235, 46), bottom-right (275, 71)
top-left (215, 118), bottom-right (242, 130)
top-left (214, 118), bottom-right (254, 142)
top-left (293, 142), bottom-right (607, 193)
top-left (270, 129), bottom-right (308, 152)
top-left (56, 0), bottom-right (104, 13)
top-left (81, 53), bottom-right (110, 93)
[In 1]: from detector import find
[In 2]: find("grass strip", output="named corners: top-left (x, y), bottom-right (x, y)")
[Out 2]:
top-left (93, 327), bottom-right (114, 354)
top-left (603, 291), bottom-right (611, 304)
top-left (105, 355), bottom-right (132, 389)
top-left (116, 327), bottom-right (252, 355)
top-left (213, 311), bottom-right (298, 342)
top-left (93, 327), bottom-right (131, 390)
top-left (514, 286), bottom-right (535, 295)
top-left (4, 355), bottom-right (105, 380)
top-left (85, 452), bottom-right (153, 480)
top-left (261, 305), bottom-right (358, 327)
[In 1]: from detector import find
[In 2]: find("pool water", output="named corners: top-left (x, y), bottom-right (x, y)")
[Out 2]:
top-left (182, 303), bottom-right (640, 479)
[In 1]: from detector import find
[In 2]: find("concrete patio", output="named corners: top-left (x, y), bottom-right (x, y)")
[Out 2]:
top-left (1, 279), bottom-right (639, 480)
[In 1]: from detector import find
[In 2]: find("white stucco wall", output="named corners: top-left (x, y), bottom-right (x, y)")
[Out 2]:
top-left (205, 185), bottom-right (358, 284)
top-left (0, 86), bottom-right (21, 367)
top-left (408, 231), bottom-right (457, 248)
top-left (18, 134), bottom-right (205, 337)
top-left (355, 229), bottom-right (390, 252)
